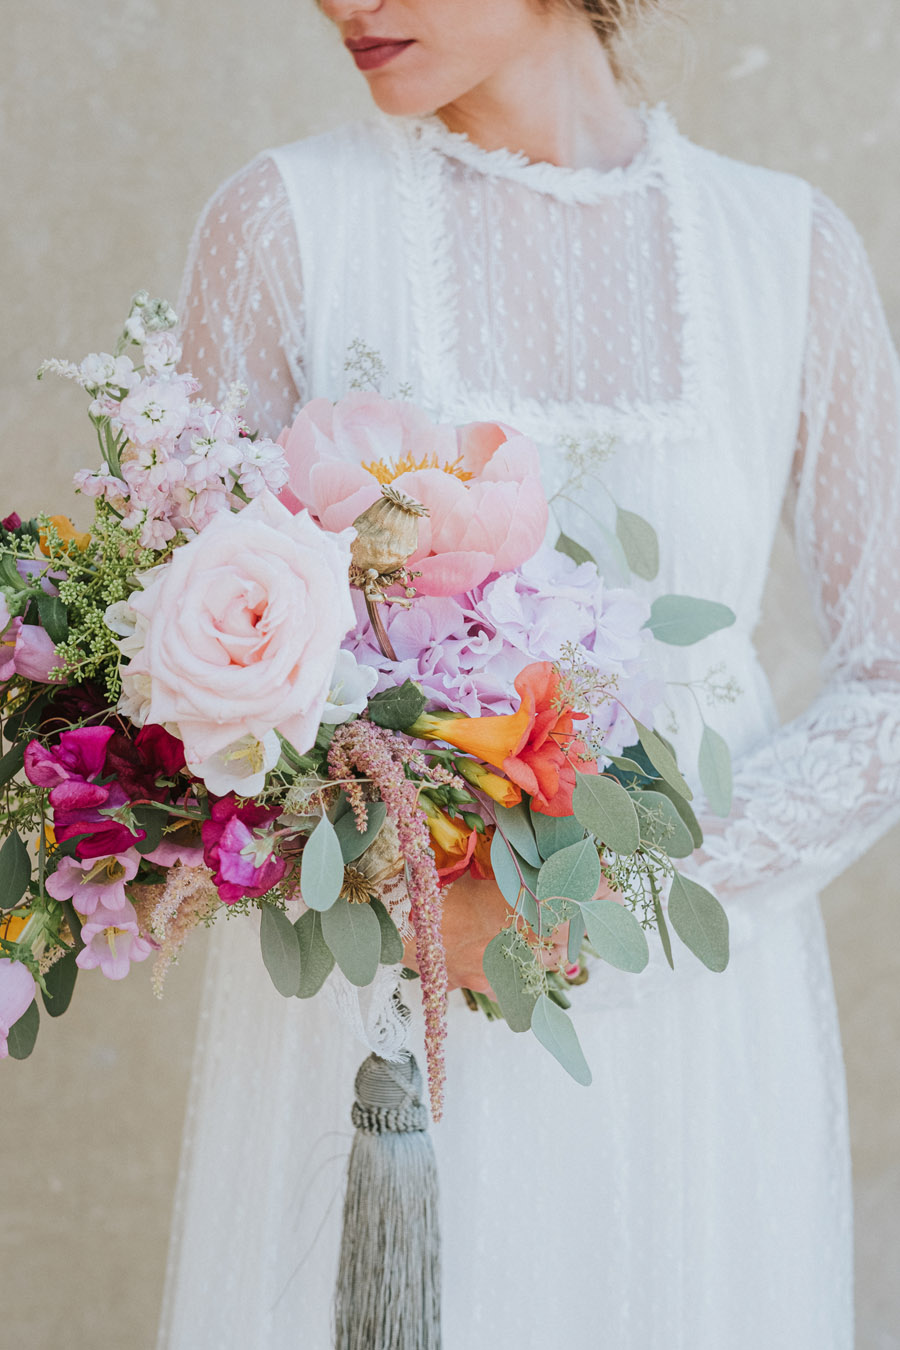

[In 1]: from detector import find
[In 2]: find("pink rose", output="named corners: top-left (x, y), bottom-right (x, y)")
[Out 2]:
top-left (277, 393), bottom-right (549, 597)
top-left (125, 491), bottom-right (356, 762)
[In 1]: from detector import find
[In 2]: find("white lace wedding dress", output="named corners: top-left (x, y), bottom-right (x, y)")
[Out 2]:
top-left (156, 105), bottom-right (900, 1349)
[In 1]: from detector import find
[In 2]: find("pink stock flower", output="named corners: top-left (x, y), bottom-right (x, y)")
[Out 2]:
top-left (202, 796), bottom-right (287, 904)
top-left (277, 392), bottom-right (548, 596)
top-left (125, 491), bottom-right (356, 763)
top-left (45, 850), bottom-right (141, 917)
top-left (0, 959), bottom-right (36, 1059)
top-left (76, 899), bottom-right (154, 980)
top-left (115, 375), bottom-right (194, 448)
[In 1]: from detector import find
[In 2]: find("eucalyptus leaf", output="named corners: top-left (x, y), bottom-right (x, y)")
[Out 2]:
top-left (592, 521), bottom-right (630, 579)
top-left (554, 532), bottom-right (595, 567)
top-left (367, 679), bottom-right (427, 731)
top-left (7, 998), bottom-right (39, 1060)
top-left (489, 831), bottom-right (538, 926)
top-left (634, 791), bottom-right (695, 859)
top-left (36, 594), bottom-right (68, 645)
top-left (571, 773), bottom-right (640, 857)
top-left (41, 948), bottom-right (79, 1017)
top-left (537, 838), bottom-right (601, 904)
top-left (652, 780), bottom-right (703, 850)
top-left (334, 801), bottom-right (388, 863)
top-left (646, 595), bottom-right (736, 647)
top-left (260, 905), bottom-right (302, 997)
top-left (0, 742), bottom-right (25, 788)
top-left (651, 883), bottom-right (674, 971)
top-left (531, 809), bottom-right (585, 860)
top-left (567, 909), bottom-right (586, 965)
top-left (132, 806), bottom-right (164, 856)
top-left (530, 994), bottom-right (592, 1086)
top-left (482, 929), bottom-right (539, 1033)
top-left (0, 831), bottom-right (31, 911)
top-left (699, 725), bottom-right (733, 818)
top-left (370, 896), bottom-right (404, 965)
top-left (300, 815), bottom-right (345, 911)
top-left (493, 800), bottom-right (542, 868)
top-left (578, 898), bottom-right (649, 973)
top-left (294, 909), bottom-right (335, 998)
top-left (668, 873), bottom-right (730, 973)
top-left (321, 896), bottom-right (382, 987)
top-left (616, 507), bottom-right (659, 581)
top-left (633, 720), bottom-right (693, 802)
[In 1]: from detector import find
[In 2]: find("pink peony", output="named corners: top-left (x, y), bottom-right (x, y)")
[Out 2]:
top-left (76, 899), bottom-right (154, 980)
top-left (124, 491), bottom-right (356, 763)
top-left (277, 392), bottom-right (548, 596)
top-left (0, 959), bottom-right (36, 1058)
top-left (202, 796), bottom-right (286, 903)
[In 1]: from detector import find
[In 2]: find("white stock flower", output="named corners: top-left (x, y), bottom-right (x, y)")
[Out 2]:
top-left (79, 352), bottom-right (137, 393)
top-left (141, 331), bottom-right (182, 377)
top-left (320, 650), bottom-right (379, 725)
top-left (187, 731), bottom-right (281, 798)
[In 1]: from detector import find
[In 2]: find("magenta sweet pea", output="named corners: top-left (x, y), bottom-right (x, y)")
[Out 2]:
top-left (276, 392), bottom-right (549, 597)
top-left (202, 796), bottom-right (287, 904)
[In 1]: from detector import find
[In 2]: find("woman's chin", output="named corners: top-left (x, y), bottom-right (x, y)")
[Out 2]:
top-left (363, 74), bottom-right (443, 120)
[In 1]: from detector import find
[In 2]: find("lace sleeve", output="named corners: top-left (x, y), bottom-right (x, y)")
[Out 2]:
top-left (692, 190), bottom-right (900, 897)
top-left (177, 154), bottom-right (306, 439)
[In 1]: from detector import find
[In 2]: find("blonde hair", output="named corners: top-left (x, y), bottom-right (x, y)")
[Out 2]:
top-left (556, 0), bottom-right (687, 87)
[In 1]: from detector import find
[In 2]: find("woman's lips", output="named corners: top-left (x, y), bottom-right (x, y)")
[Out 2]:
top-left (345, 38), bottom-right (415, 72)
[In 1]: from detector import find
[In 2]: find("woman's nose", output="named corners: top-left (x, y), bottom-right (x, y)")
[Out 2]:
top-left (319, 0), bottom-right (384, 21)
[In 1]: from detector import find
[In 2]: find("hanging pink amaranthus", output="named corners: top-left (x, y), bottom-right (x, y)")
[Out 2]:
top-left (328, 721), bottom-right (448, 1120)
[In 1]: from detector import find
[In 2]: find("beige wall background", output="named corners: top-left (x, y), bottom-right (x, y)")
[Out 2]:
top-left (2, 2), bottom-right (898, 1346)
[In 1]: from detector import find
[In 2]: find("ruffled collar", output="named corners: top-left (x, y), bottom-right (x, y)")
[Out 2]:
top-left (404, 102), bottom-right (674, 203)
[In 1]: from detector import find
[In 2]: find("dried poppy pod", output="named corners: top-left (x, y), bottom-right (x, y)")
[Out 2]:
top-left (350, 484), bottom-right (428, 578)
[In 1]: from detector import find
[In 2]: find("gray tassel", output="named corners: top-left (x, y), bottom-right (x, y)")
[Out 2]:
top-left (334, 1051), bottom-right (442, 1350)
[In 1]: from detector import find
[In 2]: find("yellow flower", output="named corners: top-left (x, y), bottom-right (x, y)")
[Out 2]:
top-left (455, 758), bottom-right (522, 808)
top-left (39, 514), bottom-right (91, 557)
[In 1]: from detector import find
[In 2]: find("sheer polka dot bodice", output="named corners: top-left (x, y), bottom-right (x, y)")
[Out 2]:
top-left (178, 107), bottom-right (900, 918)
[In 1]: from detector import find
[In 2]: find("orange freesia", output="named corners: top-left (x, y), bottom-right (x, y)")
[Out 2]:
top-left (0, 911), bottom-right (30, 943)
top-left (423, 802), bottom-right (477, 884)
top-left (39, 515), bottom-right (91, 557)
top-left (455, 758), bottom-right (522, 808)
top-left (470, 826), bottom-right (495, 881)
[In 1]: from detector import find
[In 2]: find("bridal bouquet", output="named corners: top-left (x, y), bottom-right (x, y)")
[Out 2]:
top-left (0, 295), bottom-right (733, 1117)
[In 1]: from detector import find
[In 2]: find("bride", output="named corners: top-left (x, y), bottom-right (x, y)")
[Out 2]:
top-left (157, 1), bottom-right (900, 1346)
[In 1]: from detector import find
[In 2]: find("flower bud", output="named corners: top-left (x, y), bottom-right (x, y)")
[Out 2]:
top-left (351, 485), bottom-right (428, 577)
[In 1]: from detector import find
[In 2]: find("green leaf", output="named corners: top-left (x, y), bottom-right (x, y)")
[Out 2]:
top-left (651, 882), bottom-right (674, 970)
top-left (571, 773), bottom-right (640, 857)
top-left (652, 780), bottom-right (703, 850)
top-left (300, 815), bottom-right (345, 911)
top-left (334, 801), bottom-right (388, 863)
top-left (634, 791), bottom-right (695, 859)
top-left (493, 800), bottom-right (542, 868)
top-left (536, 838), bottom-right (601, 904)
top-left (616, 507), bottom-right (659, 581)
top-left (370, 896), bottom-right (404, 965)
top-left (7, 998), bottom-right (39, 1060)
top-left (668, 873), bottom-right (730, 973)
top-left (321, 896), bottom-right (382, 987)
top-left (530, 994), bottom-right (592, 1086)
top-left (482, 929), bottom-right (540, 1033)
top-left (530, 809), bottom-right (585, 860)
top-left (132, 806), bottom-right (164, 856)
top-left (0, 742), bottom-right (25, 788)
top-left (367, 679), bottom-right (427, 731)
top-left (633, 720), bottom-right (693, 802)
top-left (554, 532), bottom-right (595, 567)
top-left (294, 909), bottom-right (335, 998)
top-left (0, 831), bottom-right (31, 911)
top-left (699, 725), bottom-right (733, 818)
top-left (567, 909), bottom-right (586, 965)
top-left (646, 595), bottom-right (736, 647)
top-left (41, 948), bottom-right (79, 1017)
top-left (260, 905), bottom-right (302, 997)
top-left (35, 594), bottom-right (68, 645)
top-left (578, 899), bottom-right (650, 973)
top-left (489, 832), bottom-right (538, 927)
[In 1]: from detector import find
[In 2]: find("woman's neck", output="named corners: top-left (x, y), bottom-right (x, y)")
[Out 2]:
top-left (435, 19), bottom-right (642, 172)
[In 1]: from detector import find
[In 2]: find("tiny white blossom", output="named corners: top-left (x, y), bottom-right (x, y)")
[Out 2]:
top-left (187, 731), bottom-right (281, 798)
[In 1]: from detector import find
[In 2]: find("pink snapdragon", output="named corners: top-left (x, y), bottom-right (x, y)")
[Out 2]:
top-left (277, 392), bottom-right (548, 596)
top-left (76, 900), bottom-right (154, 980)
top-left (0, 959), bottom-right (36, 1058)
